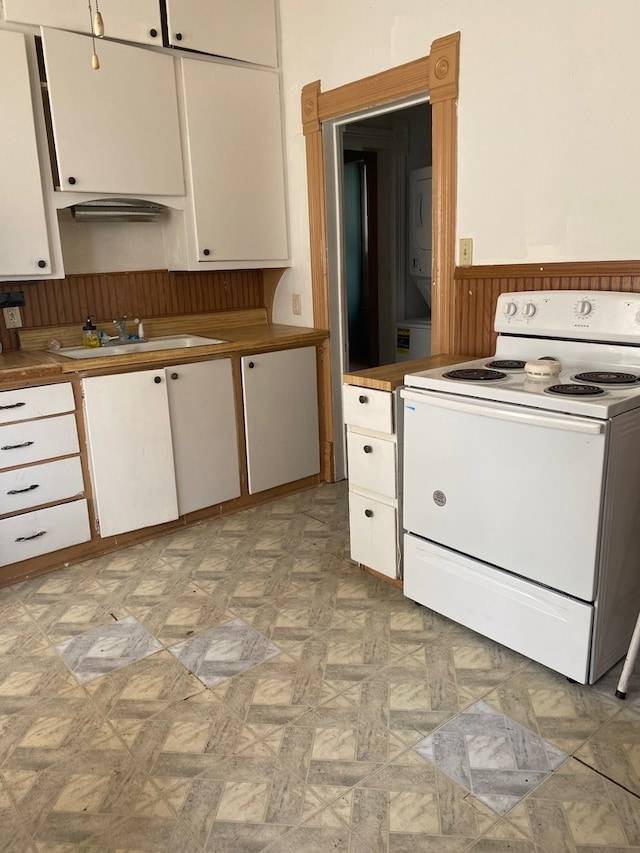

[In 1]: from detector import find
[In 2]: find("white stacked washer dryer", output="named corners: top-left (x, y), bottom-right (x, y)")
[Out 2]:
top-left (401, 290), bottom-right (640, 684)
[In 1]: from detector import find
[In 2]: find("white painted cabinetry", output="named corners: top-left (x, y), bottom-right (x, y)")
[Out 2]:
top-left (0, 382), bottom-right (90, 567)
top-left (165, 359), bottom-right (240, 515)
top-left (41, 28), bottom-right (184, 196)
top-left (343, 384), bottom-right (402, 580)
top-left (166, 57), bottom-right (288, 269)
top-left (165, 0), bottom-right (277, 67)
top-left (241, 348), bottom-right (320, 494)
top-left (0, 29), bottom-right (62, 279)
top-left (82, 359), bottom-right (241, 536)
top-left (3, 0), bottom-right (163, 46)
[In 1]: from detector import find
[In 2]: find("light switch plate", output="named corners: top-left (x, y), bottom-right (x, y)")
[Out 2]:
top-left (459, 237), bottom-right (473, 266)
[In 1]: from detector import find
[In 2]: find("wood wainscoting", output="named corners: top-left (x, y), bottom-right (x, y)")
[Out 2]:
top-left (0, 268), bottom-right (286, 353)
top-left (454, 260), bottom-right (640, 357)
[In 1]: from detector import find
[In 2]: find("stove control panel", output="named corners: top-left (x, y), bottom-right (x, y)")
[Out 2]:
top-left (495, 290), bottom-right (640, 343)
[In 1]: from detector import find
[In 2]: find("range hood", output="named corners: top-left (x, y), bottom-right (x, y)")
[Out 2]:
top-left (70, 198), bottom-right (166, 222)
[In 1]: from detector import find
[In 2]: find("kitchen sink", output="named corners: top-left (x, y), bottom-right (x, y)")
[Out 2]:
top-left (50, 334), bottom-right (229, 359)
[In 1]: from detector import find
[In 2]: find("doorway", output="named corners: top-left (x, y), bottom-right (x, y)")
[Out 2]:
top-left (326, 99), bottom-right (433, 477)
top-left (301, 32), bottom-right (460, 483)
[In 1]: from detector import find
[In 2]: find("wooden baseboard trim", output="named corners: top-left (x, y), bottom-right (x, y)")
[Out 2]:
top-left (358, 563), bottom-right (403, 589)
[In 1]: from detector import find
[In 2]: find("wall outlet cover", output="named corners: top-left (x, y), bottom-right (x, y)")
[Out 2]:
top-left (3, 306), bottom-right (23, 329)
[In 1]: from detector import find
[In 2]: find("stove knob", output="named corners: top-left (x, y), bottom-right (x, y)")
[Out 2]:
top-left (576, 299), bottom-right (593, 316)
top-left (504, 301), bottom-right (518, 317)
top-left (522, 302), bottom-right (537, 318)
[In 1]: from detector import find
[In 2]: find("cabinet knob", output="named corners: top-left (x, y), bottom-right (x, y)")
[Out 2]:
top-left (154, 376), bottom-right (162, 384)
top-left (170, 372), bottom-right (178, 380)
top-left (364, 509), bottom-right (374, 518)
top-left (37, 259), bottom-right (46, 268)
top-left (68, 176), bottom-right (76, 185)
top-left (248, 361), bottom-right (255, 369)
top-left (363, 445), bottom-right (373, 454)
top-left (149, 28), bottom-right (158, 37)
top-left (203, 248), bottom-right (210, 256)
top-left (358, 395), bottom-right (368, 404)
top-left (175, 32), bottom-right (183, 41)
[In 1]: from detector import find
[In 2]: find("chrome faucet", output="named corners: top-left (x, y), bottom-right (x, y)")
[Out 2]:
top-left (112, 316), bottom-right (128, 341)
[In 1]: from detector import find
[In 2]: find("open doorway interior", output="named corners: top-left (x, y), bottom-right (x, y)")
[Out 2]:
top-left (325, 97), bottom-right (433, 479)
top-left (340, 102), bottom-right (433, 373)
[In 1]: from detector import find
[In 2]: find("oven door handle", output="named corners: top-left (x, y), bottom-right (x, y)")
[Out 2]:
top-left (401, 389), bottom-right (604, 435)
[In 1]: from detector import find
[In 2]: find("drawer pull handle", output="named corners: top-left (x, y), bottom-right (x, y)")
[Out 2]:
top-left (358, 395), bottom-right (368, 404)
top-left (1, 441), bottom-right (34, 451)
top-left (364, 509), bottom-right (374, 518)
top-left (16, 530), bottom-right (46, 542)
top-left (0, 401), bottom-right (26, 411)
top-left (170, 372), bottom-right (179, 380)
top-left (8, 484), bottom-right (39, 495)
top-left (363, 445), bottom-right (373, 454)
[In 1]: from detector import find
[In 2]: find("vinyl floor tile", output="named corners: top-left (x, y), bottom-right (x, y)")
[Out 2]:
top-left (3, 482), bottom-right (640, 852)
top-left (413, 700), bottom-right (567, 815)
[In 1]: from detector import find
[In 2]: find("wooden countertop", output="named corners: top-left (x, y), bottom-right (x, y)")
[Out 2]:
top-left (0, 319), bottom-right (327, 384)
top-left (343, 353), bottom-right (469, 391)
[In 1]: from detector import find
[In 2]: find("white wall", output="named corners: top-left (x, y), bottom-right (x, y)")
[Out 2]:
top-left (274, 0), bottom-right (640, 327)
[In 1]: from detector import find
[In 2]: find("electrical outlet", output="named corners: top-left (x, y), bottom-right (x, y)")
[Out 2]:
top-left (3, 306), bottom-right (23, 329)
top-left (292, 293), bottom-right (302, 316)
top-left (459, 237), bottom-right (473, 266)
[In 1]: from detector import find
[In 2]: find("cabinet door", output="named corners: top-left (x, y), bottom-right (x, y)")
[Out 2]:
top-left (166, 0), bottom-right (277, 67)
top-left (241, 347), bottom-right (319, 494)
top-left (0, 30), bottom-right (53, 277)
top-left (165, 359), bottom-right (240, 515)
top-left (82, 371), bottom-right (178, 537)
top-left (3, 0), bottom-right (163, 46)
top-left (42, 28), bottom-right (184, 195)
top-left (180, 58), bottom-right (288, 262)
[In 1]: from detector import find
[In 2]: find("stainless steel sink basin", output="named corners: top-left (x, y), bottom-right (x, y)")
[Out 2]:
top-left (50, 334), bottom-right (228, 359)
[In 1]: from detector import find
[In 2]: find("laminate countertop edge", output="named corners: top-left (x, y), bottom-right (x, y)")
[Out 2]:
top-left (343, 354), bottom-right (470, 392)
top-left (0, 324), bottom-right (328, 383)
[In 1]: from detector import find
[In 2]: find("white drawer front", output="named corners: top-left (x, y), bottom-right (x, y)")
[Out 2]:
top-left (0, 414), bottom-right (79, 470)
top-left (0, 383), bottom-right (75, 425)
top-left (0, 499), bottom-right (90, 567)
top-left (347, 431), bottom-right (396, 498)
top-left (348, 492), bottom-right (398, 579)
top-left (0, 456), bottom-right (84, 515)
top-left (342, 385), bottom-right (393, 434)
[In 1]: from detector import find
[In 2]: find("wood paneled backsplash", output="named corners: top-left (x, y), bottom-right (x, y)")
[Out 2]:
top-left (453, 260), bottom-right (640, 357)
top-left (0, 269), bottom-right (265, 352)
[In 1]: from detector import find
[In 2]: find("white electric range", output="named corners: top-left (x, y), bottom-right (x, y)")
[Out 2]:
top-left (401, 290), bottom-right (640, 683)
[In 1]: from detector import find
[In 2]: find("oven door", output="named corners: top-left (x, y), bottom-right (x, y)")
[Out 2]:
top-left (401, 388), bottom-right (607, 601)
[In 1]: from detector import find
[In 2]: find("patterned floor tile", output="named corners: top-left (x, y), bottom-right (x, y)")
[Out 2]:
top-left (413, 700), bottom-right (567, 815)
top-left (503, 757), bottom-right (640, 851)
top-left (168, 618), bottom-right (282, 688)
top-left (55, 616), bottom-right (163, 684)
top-left (83, 650), bottom-right (205, 720)
top-left (482, 666), bottom-right (621, 754)
top-left (318, 748), bottom-right (499, 852)
top-left (574, 705), bottom-right (640, 796)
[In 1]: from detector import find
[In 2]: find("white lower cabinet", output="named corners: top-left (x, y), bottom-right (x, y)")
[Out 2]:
top-left (241, 347), bottom-right (320, 494)
top-left (83, 359), bottom-right (240, 537)
top-left (165, 359), bottom-right (240, 515)
top-left (343, 383), bottom-right (402, 580)
top-left (0, 381), bottom-right (89, 568)
top-left (2, 500), bottom-right (90, 567)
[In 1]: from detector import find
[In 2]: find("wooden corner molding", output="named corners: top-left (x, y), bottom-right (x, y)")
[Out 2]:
top-left (301, 80), bottom-right (321, 136)
top-left (429, 31), bottom-right (460, 104)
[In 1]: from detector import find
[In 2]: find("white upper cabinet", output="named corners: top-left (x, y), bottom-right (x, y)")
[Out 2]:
top-left (0, 30), bottom-right (62, 279)
top-left (168, 57), bottom-right (288, 267)
top-left (3, 0), bottom-right (164, 46)
top-left (41, 27), bottom-right (184, 195)
top-left (165, 0), bottom-right (278, 67)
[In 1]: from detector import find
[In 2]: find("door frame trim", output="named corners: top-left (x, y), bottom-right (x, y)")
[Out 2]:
top-left (301, 32), bottom-right (460, 480)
